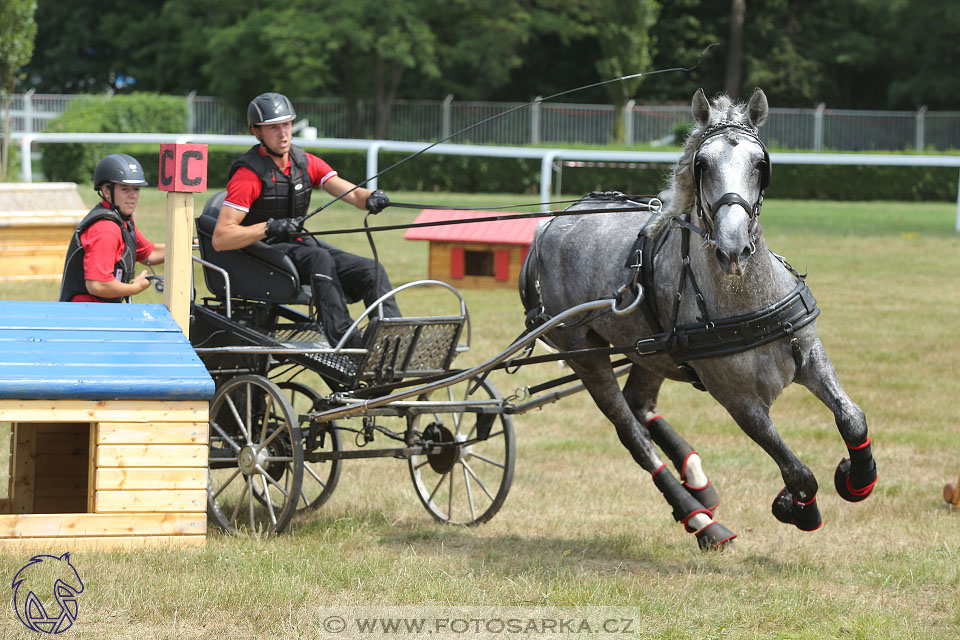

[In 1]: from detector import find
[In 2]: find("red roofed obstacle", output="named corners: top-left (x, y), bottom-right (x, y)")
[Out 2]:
top-left (404, 210), bottom-right (549, 290)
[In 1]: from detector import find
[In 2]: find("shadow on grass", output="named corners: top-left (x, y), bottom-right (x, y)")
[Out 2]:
top-left (285, 505), bottom-right (799, 579)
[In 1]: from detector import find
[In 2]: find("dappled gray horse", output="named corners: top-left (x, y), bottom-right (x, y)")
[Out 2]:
top-left (520, 88), bottom-right (877, 549)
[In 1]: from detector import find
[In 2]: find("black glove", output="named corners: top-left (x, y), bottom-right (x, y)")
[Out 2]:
top-left (264, 216), bottom-right (304, 242)
top-left (365, 189), bottom-right (390, 214)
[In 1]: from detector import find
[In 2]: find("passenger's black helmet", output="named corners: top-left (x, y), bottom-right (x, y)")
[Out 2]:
top-left (93, 153), bottom-right (148, 189)
top-left (247, 92), bottom-right (296, 127)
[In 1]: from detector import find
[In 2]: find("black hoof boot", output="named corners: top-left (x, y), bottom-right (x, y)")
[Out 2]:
top-left (834, 438), bottom-right (877, 502)
top-left (772, 488), bottom-right (793, 524)
top-left (771, 488), bottom-right (822, 531)
top-left (686, 481), bottom-right (720, 513)
top-left (695, 522), bottom-right (737, 550)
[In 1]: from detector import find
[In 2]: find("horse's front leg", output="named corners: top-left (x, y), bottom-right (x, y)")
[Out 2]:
top-left (567, 354), bottom-right (735, 550)
top-left (725, 402), bottom-right (824, 531)
top-left (796, 340), bottom-right (878, 502)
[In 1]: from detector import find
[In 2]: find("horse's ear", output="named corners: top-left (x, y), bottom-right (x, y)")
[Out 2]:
top-left (747, 88), bottom-right (768, 128)
top-left (692, 89), bottom-right (711, 128)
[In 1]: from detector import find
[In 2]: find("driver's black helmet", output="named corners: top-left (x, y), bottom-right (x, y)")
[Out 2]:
top-left (93, 153), bottom-right (148, 189)
top-left (247, 92), bottom-right (296, 127)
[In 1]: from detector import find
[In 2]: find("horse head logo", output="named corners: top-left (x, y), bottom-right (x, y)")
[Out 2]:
top-left (11, 553), bottom-right (84, 634)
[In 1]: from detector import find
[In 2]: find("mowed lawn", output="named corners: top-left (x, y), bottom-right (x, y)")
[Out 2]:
top-left (0, 186), bottom-right (958, 639)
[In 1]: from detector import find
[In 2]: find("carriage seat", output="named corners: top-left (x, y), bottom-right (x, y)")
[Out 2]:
top-left (195, 190), bottom-right (311, 305)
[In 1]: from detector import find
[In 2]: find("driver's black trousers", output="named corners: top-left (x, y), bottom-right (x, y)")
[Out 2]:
top-left (274, 238), bottom-right (401, 346)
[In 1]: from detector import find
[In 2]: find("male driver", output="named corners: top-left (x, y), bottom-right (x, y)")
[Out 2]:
top-left (212, 92), bottom-right (398, 347)
top-left (60, 153), bottom-right (165, 302)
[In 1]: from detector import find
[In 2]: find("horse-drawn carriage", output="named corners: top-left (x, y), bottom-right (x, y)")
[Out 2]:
top-left (191, 191), bottom-right (525, 535)
top-left (187, 88), bottom-right (878, 550)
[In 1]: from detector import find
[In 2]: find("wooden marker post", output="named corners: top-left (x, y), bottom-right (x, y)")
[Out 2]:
top-left (158, 144), bottom-right (208, 337)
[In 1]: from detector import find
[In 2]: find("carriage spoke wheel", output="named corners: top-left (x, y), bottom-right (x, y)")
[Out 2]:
top-left (408, 376), bottom-right (515, 525)
top-left (277, 381), bottom-right (342, 512)
top-left (207, 375), bottom-right (303, 536)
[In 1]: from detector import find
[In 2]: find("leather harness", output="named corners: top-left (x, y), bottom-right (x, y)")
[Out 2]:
top-left (521, 191), bottom-right (819, 385)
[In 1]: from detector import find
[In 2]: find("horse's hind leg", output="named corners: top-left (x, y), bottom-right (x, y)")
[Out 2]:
top-left (567, 354), bottom-right (735, 550)
top-left (797, 341), bottom-right (878, 502)
top-left (621, 368), bottom-right (721, 512)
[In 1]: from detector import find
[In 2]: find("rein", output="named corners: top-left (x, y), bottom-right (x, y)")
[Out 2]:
top-left (296, 199), bottom-right (662, 238)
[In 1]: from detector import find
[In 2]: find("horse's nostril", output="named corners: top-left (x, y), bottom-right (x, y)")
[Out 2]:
top-left (716, 247), bottom-right (737, 263)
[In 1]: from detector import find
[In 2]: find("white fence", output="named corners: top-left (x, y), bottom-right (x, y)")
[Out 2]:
top-left (6, 92), bottom-right (960, 152)
top-left (13, 132), bottom-right (960, 231)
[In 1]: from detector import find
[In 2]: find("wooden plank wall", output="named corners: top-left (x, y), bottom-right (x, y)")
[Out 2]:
top-left (0, 400), bottom-right (208, 551)
top-left (0, 225), bottom-right (76, 282)
top-left (428, 242), bottom-right (527, 290)
top-left (0, 182), bottom-right (86, 281)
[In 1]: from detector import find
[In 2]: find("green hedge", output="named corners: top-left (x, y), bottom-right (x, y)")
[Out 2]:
top-left (41, 94), bottom-right (187, 183)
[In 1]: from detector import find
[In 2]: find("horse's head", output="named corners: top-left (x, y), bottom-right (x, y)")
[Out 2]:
top-left (690, 87), bottom-right (770, 277)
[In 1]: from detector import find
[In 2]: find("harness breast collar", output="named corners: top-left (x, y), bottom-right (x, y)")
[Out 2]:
top-left (629, 214), bottom-right (820, 370)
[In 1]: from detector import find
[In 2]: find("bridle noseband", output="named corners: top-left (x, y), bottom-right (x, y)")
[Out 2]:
top-left (692, 120), bottom-right (770, 241)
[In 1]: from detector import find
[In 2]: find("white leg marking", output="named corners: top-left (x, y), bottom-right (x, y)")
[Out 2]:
top-left (683, 453), bottom-right (709, 489)
top-left (689, 513), bottom-right (713, 532)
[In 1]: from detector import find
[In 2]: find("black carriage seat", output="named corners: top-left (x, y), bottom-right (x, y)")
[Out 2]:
top-left (195, 190), bottom-right (311, 305)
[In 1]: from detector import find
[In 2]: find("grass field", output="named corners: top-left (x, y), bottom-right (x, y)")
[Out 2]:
top-left (0, 187), bottom-right (959, 639)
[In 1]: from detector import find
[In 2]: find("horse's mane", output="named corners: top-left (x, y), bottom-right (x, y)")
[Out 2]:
top-left (660, 94), bottom-right (753, 221)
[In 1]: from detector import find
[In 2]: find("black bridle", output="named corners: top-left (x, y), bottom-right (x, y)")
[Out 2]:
top-left (691, 120), bottom-right (771, 242)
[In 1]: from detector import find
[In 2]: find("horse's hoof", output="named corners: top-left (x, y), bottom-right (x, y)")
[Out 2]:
top-left (695, 521), bottom-right (737, 550)
top-left (685, 480), bottom-right (720, 513)
top-left (771, 488), bottom-right (793, 524)
top-left (834, 457), bottom-right (877, 502)
top-left (771, 488), bottom-right (823, 531)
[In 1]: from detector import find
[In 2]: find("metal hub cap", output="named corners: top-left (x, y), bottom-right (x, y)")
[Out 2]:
top-left (238, 445), bottom-right (266, 475)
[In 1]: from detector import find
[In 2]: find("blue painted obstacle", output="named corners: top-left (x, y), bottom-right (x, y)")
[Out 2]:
top-left (0, 301), bottom-right (214, 400)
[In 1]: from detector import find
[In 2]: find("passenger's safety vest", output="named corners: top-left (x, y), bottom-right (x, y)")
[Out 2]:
top-left (59, 205), bottom-right (138, 303)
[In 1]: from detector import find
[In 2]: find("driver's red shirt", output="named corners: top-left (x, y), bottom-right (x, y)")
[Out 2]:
top-left (223, 146), bottom-right (337, 213)
top-left (70, 201), bottom-right (155, 302)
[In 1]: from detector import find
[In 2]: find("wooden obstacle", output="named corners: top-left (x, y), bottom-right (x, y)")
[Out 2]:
top-left (0, 183), bottom-right (88, 282)
top-left (404, 210), bottom-right (548, 290)
top-left (944, 472), bottom-right (960, 506)
top-left (0, 300), bottom-right (214, 551)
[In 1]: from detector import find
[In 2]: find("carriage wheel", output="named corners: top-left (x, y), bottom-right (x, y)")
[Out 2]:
top-left (277, 381), bottom-right (342, 512)
top-left (408, 376), bottom-right (515, 525)
top-left (206, 375), bottom-right (303, 535)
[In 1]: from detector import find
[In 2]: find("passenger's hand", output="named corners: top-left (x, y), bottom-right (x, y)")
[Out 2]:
top-left (132, 269), bottom-right (151, 294)
top-left (365, 190), bottom-right (390, 214)
top-left (264, 216), bottom-right (304, 241)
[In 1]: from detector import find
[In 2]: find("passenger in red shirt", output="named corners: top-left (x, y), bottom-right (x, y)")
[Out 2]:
top-left (212, 92), bottom-right (398, 348)
top-left (59, 154), bottom-right (165, 303)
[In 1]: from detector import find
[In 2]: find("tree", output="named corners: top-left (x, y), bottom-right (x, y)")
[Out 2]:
top-left (0, 0), bottom-right (37, 179)
top-left (592, 0), bottom-right (660, 143)
top-left (724, 0), bottom-right (745, 99)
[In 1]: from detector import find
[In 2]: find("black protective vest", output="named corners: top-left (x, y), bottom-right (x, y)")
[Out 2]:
top-left (228, 145), bottom-right (313, 230)
top-left (59, 205), bottom-right (138, 303)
